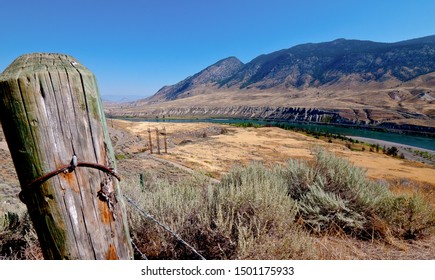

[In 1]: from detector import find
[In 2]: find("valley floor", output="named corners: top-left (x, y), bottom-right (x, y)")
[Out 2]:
top-left (111, 119), bottom-right (435, 260)
top-left (112, 120), bottom-right (435, 185)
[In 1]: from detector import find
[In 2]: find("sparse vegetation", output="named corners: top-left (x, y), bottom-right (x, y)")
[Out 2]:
top-left (406, 148), bottom-right (435, 161)
top-left (121, 148), bottom-right (435, 259)
top-left (232, 122), bottom-right (371, 149)
top-left (124, 166), bottom-right (316, 259)
top-left (1, 121), bottom-right (433, 260)
top-left (232, 122), bottom-right (262, 128)
top-left (0, 199), bottom-right (42, 260)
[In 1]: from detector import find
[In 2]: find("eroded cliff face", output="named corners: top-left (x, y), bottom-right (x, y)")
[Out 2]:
top-left (109, 106), bottom-right (335, 120)
top-left (105, 105), bottom-right (435, 133)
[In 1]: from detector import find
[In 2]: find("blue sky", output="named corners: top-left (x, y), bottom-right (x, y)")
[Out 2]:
top-left (1, 0), bottom-right (434, 101)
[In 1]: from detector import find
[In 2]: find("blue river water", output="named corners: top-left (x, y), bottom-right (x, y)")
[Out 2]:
top-left (127, 118), bottom-right (435, 151)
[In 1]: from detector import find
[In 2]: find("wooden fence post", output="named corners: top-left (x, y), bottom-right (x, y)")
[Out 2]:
top-left (163, 127), bottom-right (167, 153)
top-left (0, 53), bottom-right (133, 259)
top-left (155, 128), bottom-right (161, 154)
top-left (147, 128), bottom-right (153, 154)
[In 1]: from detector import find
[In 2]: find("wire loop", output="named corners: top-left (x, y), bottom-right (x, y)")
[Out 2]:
top-left (19, 156), bottom-right (120, 203)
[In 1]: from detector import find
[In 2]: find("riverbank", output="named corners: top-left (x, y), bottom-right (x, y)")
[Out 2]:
top-left (347, 136), bottom-right (435, 165)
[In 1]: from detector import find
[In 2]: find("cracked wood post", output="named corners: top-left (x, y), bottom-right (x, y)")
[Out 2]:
top-left (0, 53), bottom-right (134, 259)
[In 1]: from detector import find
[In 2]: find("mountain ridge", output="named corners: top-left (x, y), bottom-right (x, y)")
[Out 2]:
top-left (148, 56), bottom-right (244, 102)
top-left (144, 35), bottom-right (435, 103)
top-left (224, 35), bottom-right (435, 90)
top-left (108, 36), bottom-right (435, 132)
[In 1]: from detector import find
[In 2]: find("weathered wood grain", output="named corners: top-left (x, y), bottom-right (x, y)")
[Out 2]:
top-left (0, 53), bottom-right (133, 259)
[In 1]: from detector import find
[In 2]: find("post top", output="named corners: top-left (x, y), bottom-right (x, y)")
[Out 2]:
top-left (0, 53), bottom-right (92, 80)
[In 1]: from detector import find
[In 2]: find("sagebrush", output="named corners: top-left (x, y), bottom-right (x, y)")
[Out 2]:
top-left (1, 149), bottom-right (433, 259)
top-left (123, 149), bottom-right (434, 259)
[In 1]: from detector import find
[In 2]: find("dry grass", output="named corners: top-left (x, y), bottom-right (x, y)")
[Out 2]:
top-left (0, 203), bottom-right (43, 260)
top-left (315, 235), bottom-right (435, 260)
top-left (388, 179), bottom-right (435, 205)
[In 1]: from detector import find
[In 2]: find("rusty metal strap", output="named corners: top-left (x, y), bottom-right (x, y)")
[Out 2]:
top-left (26, 162), bottom-right (121, 188)
top-left (19, 157), bottom-right (120, 202)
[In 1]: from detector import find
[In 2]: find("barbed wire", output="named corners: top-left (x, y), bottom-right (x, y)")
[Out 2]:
top-left (131, 240), bottom-right (148, 260)
top-left (123, 195), bottom-right (206, 260)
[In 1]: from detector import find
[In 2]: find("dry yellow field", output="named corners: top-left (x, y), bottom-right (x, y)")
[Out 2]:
top-left (115, 119), bottom-right (435, 186)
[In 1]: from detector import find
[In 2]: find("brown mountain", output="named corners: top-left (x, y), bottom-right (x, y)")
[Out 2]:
top-left (146, 56), bottom-right (244, 103)
top-left (107, 36), bottom-right (435, 133)
top-left (221, 36), bottom-right (435, 90)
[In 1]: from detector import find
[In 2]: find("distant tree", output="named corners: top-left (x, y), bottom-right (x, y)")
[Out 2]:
top-left (386, 146), bottom-right (399, 157)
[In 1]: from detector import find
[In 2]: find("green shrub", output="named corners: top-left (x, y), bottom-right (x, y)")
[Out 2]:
top-left (377, 194), bottom-right (435, 239)
top-left (216, 163), bottom-right (316, 259)
top-left (123, 165), bottom-right (316, 259)
top-left (276, 149), bottom-right (388, 235)
top-left (115, 153), bottom-right (127, 160)
top-left (386, 146), bottom-right (399, 157)
top-left (276, 148), bottom-right (434, 239)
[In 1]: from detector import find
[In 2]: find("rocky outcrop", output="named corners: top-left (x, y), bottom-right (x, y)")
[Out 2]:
top-left (108, 105), bottom-right (428, 127)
